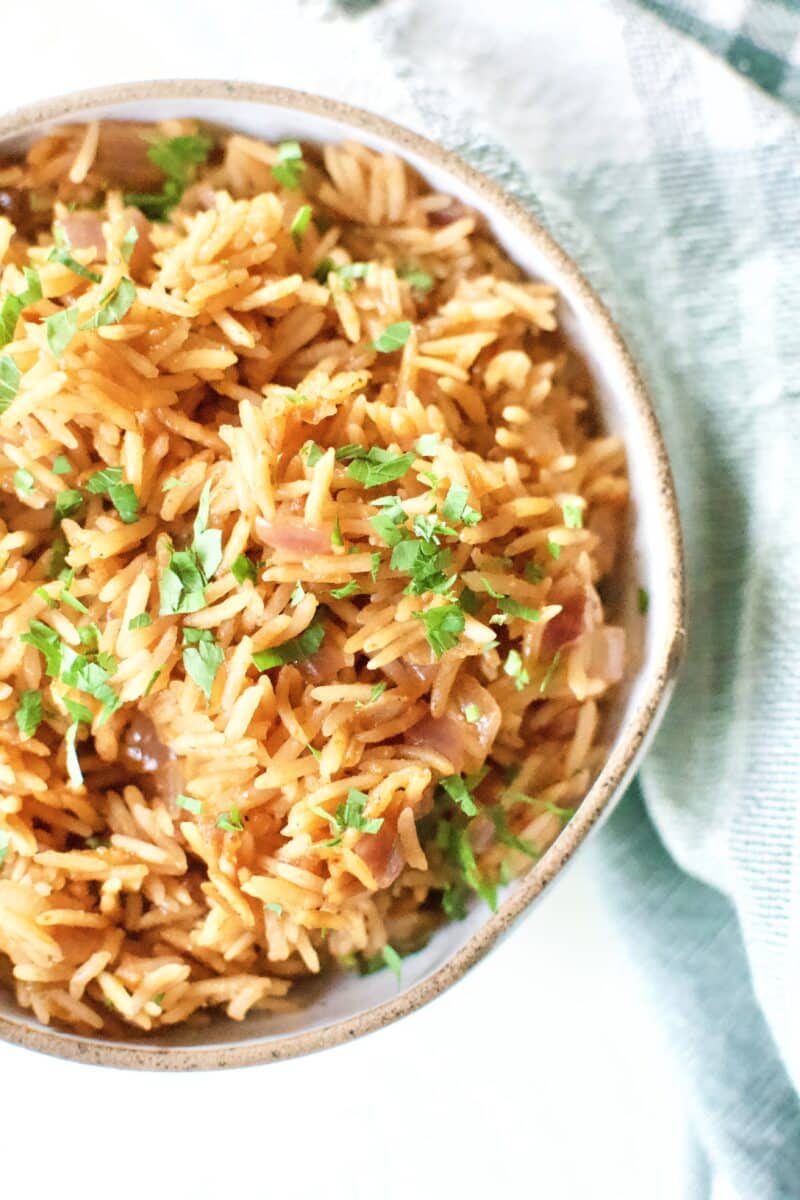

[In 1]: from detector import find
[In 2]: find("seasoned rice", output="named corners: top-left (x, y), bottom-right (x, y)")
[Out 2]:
top-left (0, 120), bottom-right (628, 1035)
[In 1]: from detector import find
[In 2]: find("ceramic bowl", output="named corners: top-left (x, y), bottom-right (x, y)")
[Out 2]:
top-left (0, 80), bottom-right (685, 1069)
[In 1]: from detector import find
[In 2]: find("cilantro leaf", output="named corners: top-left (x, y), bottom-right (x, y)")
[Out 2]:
top-left (45, 308), bottom-right (79, 357)
top-left (14, 468), bottom-right (34, 494)
top-left (290, 204), bottom-right (312, 245)
top-left (311, 788), bottom-right (383, 846)
top-left (373, 321), bottom-right (412, 353)
top-left (637, 586), bottom-right (650, 615)
top-left (176, 794), bottom-right (203, 815)
top-left (524, 561), bottom-right (545, 583)
top-left (504, 649), bottom-right (530, 691)
top-left (192, 481), bottom-right (222, 580)
top-left (48, 224), bottom-right (102, 283)
top-left (547, 538), bottom-right (561, 561)
top-left (441, 484), bottom-right (480, 526)
top-left (252, 620), bottom-right (325, 670)
top-left (0, 355), bottom-right (21, 411)
top-left (561, 499), bottom-right (583, 529)
top-left (52, 455), bottom-right (71, 476)
top-left (381, 944), bottom-right (402, 980)
top-left (64, 697), bottom-right (94, 725)
top-left (216, 805), bottom-right (244, 832)
top-left (121, 225), bottom-right (139, 264)
top-left (464, 703), bottom-right (481, 724)
top-left (302, 441), bottom-right (324, 467)
top-left (539, 650), bottom-right (562, 694)
top-left (81, 278), bottom-right (136, 330)
top-left (15, 690), bottom-right (42, 739)
top-left (159, 550), bottom-right (206, 615)
top-left (231, 554), bottom-right (257, 585)
top-left (399, 267), bottom-right (434, 293)
top-left (330, 579), bottom-right (359, 599)
top-left (125, 133), bottom-right (213, 220)
top-left (21, 619), bottom-right (63, 675)
top-left (440, 774), bottom-right (478, 817)
top-left (355, 681), bottom-right (387, 708)
top-left (346, 447), bottom-right (416, 488)
top-left (271, 141), bottom-right (305, 190)
top-left (413, 604), bottom-right (465, 658)
top-left (128, 613), bottom-right (152, 630)
top-left (87, 465), bottom-right (139, 524)
top-left (0, 268), bottom-right (42, 347)
top-left (183, 636), bottom-right (224, 701)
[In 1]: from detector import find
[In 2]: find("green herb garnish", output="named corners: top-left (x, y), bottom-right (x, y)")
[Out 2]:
top-left (86, 465), bottom-right (139, 524)
top-left (0, 356), bottom-right (21, 411)
top-left (373, 321), bottom-right (412, 353)
top-left (441, 484), bottom-right (480, 526)
top-left (14, 467), bottom-right (34, 494)
top-left (547, 538), bottom-right (561, 561)
top-left (271, 141), bottom-right (305, 190)
top-left (637, 586), bottom-right (649, 615)
top-left (81, 277), bottom-right (136, 330)
top-left (561, 500), bottom-right (583, 529)
top-left (216, 805), bottom-right (244, 833)
top-left (125, 133), bottom-right (213, 220)
top-left (504, 649), bottom-right (530, 691)
top-left (48, 224), bottom-right (102, 283)
top-left (121, 226), bottom-right (139, 264)
top-left (290, 204), bottom-right (312, 245)
top-left (539, 650), bottom-right (561, 693)
top-left (464, 703), bottom-right (481, 724)
top-left (413, 604), bottom-right (465, 658)
top-left (182, 632), bottom-right (224, 701)
top-left (45, 308), bottom-right (79, 357)
top-left (159, 482), bottom-right (221, 614)
top-left (330, 580), bottom-right (358, 599)
top-left (252, 619), bottom-right (325, 670)
top-left (399, 267), bottom-right (434, 293)
top-left (128, 613), bottom-right (152, 630)
top-left (311, 788), bottom-right (383, 847)
top-left (52, 455), bottom-right (71, 476)
top-left (15, 689), bottom-right (42, 739)
top-left (176, 794), bottom-right (203, 815)
top-left (440, 774), bottom-right (478, 817)
top-left (231, 554), bottom-right (257, 585)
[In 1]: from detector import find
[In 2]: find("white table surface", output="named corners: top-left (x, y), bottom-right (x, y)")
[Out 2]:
top-left (0, 4), bottom-right (695, 1195)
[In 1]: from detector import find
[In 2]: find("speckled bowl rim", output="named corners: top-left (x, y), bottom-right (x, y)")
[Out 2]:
top-left (0, 79), bottom-right (685, 1070)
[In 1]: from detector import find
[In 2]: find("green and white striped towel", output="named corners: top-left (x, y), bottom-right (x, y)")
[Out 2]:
top-left (329, 1), bottom-right (800, 1194)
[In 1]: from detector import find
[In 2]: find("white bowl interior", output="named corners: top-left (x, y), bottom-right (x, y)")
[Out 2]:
top-left (0, 93), bottom-right (677, 1057)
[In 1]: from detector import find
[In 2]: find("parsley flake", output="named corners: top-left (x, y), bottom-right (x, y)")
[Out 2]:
top-left (0, 355), bottom-right (21, 411)
top-left (441, 484), bottom-right (480, 526)
top-left (440, 774), bottom-right (478, 817)
top-left (290, 204), bottom-right (312, 245)
top-left (86, 465), bottom-right (139, 524)
top-left (52, 455), bottom-right (71, 476)
top-left (637, 586), bottom-right (650, 615)
top-left (81, 277), bottom-right (136, 330)
top-left (216, 805), bottom-right (244, 833)
top-left (45, 308), bottom-right (79, 357)
top-left (399, 267), bottom-right (434, 293)
top-left (48, 224), bottom-right (102, 283)
top-left (464, 703), bottom-right (481, 724)
top-left (183, 634), bottom-right (224, 701)
top-left (125, 133), bottom-right (212, 220)
top-left (176, 794), bottom-right (203, 815)
top-left (504, 649), bottom-right (530, 691)
top-left (14, 467), bottom-right (34, 494)
top-left (330, 580), bottom-right (358, 599)
top-left (561, 499), bottom-right (583, 529)
top-left (128, 613), bottom-right (152, 630)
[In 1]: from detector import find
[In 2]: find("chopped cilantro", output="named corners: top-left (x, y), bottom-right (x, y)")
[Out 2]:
top-left (355, 681), bottom-right (387, 708)
top-left (183, 634), bottom-right (224, 701)
top-left (216, 805), bottom-right (244, 833)
top-left (638, 586), bottom-right (650, 615)
top-left (232, 554), bottom-right (257, 585)
top-left (78, 624), bottom-right (100, 648)
top-left (562, 499), bottom-right (583, 529)
top-left (290, 204), bottom-right (312, 245)
top-left (331, 579), bottom-right (358, 599)
top-left (539, 650), bottom-right (561, 693)
top-left (333, 262), bottom-right (370, 290)
top-left (289, 581), bottom-right (306, 606)
top-left (86, 465), bottom-right (139, 524)
top-left (48, 224), bottom-right (102, 283)
top-left (271, 141), bottom-right (305, 190)
top-left (52, 455), bottom-right (72, 476)
top-left (307, 743), bottom-right (322, 761)
top-left (370, 552), bottom-right (381, 581)
top-left (14, 467), bottom-right (34, 494)
top-left (524, 561), bottom-right (545, 583)
top-left (125, 133), bottom-right (212, 220)
top-left (442, 882), bottom-right (469, 919)
top-left (441, 484), bottom-right (480, 526)
top-left (381, 944), bottom-right (402, 981)
top-left (488, 806), bottom-right (539, 859)
top-left (0, 355), bottom-right (21, 411)
top-left (458, 589), bottom-right (479, 620)
top-left (64, 697), bottom-right (93, 725)
top-left (399, 267), bottom-right (434, 293)
top-left (252, 619), bottom-right (325, 670)
top-left (45, 308), bottom-right (79, 357)
top-left (161, 477), bottom-right (182, 492)
top-left (504, 649), bottom-right (530, 691)
top-left (53, 488), bottom-right (84, 522)
top-left (413, 604), bottom-right (465, 658)
top-left (0, 268), bottom-right (42, 348)
top-left (128, 613), bottom-right (152, 630)
top-left (547, 538), bottom-right (561, 561)
top-left (159, 482), bottom-right (221, 614)
top-left (15, 690), bottom-right (42, 739)
top-left (464, 703), bottom-right (481, 724)
top-left (81, 277), bottom-right (136, 330)
top-left (331, 515), bottom-right (344, 548)
top-left (143, 668), bottom-right (162, 696)
top-left (302, 441), bottom-right (324, 467)
top-left (373, 321), bottom-right (412, 353)
top-left (311, 788), bottom-right (383, 846)
top-left (392, 538), bottom-right (455, 597)
top-left (440, 774), bottom-right (478, 817)
top-left (490, 596), bottom-right (541, 625)
top-left (340, 445), bottom-right (416, 489)
top-left (121, 225), bottom-right (139, 264)
top-left (21, 620), bottom-right (63, 675)
top-left (176, 794), bottom-right (203, 815)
